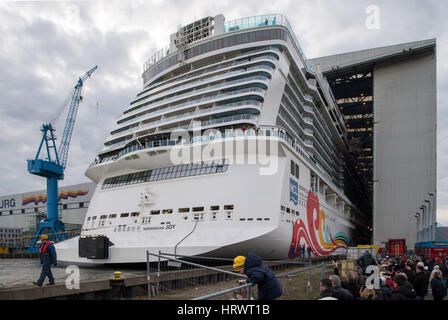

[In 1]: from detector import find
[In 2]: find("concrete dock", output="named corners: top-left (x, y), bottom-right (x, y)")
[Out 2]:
top-left (0, 256), bottom-right (337, 300)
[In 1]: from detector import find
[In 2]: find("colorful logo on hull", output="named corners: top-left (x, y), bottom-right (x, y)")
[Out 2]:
top-left (288, 190), bottom-right (349, 258)
top-left (22, 190), bottom-right (89, 206)
top-left (289, 178), bottom-right (298, 205)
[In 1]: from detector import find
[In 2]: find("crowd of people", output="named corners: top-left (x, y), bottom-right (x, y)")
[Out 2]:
top-left (319, 251), bottom-right (448, 300)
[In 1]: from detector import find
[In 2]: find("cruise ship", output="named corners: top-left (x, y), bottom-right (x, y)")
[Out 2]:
top-left (56, 14), bottom-right (359, 264)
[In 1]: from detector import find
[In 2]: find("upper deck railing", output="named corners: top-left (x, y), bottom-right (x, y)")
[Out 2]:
top-left (142, 13), bottom-right (315, 73)
top-left (223, 14), bottom-right (314, 70)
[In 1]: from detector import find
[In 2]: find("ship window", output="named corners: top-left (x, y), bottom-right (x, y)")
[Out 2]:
top-left (87, 217), bottom-right (91, 221)
top-left (120, 213), bottom-right (129, 218)
top-left (286, 208), bottom-right (290, 213)
top-left (131, 212), bottom-right (140, 217)
top-left (295, 164), bottom-right (300, 179)
top-left (224, 205), bottom-right (234, 210)
top-left (291, 160), bottom-right (295, 176)
top-left (280, 206), bottom-right (285, 211)
top-left (192, 207), bottom-right (204, 212)
top-left (264, 218), bottom-right (270, 221)
top-left (100, 215), bottom-right (108, 219)
top-left (91, 216), bottom-right (97, 220)
top-left (151, 210), bottom-right (160, 215)
top-left (109, 214), bottom-right (117, 219)
top-left (162, 209), bottom-right (173, 214)
top-left (210, 205), bottom-right (219, 211)
top-left (101, 160), bottom-right (229, 189)
top-left (178, 208), bottom-right (190, 213)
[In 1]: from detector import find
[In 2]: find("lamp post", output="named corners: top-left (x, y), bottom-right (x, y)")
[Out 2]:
top-left (428, 193), bottom-right (435, 241)
top-left (420, 205), bottom-right (427, 241)
top-left (415, 212), bottom-right (421, 242)
top-left (425, 199), bottom-right (432, 241)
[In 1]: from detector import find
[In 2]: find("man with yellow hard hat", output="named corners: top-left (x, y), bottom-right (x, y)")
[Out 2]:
top-left (233, 253), bottom-right (282, 300)
top-left (33, 234), bottom-right (57, 287)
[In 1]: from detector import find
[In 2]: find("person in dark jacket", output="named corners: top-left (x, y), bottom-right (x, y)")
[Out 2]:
top-left (329, 275), bottom-right (354, 300)
top-left (33, 234), bottom-right (57, 287)
top-left (318, 279), bottom-right (335, 299)
top-left (405, 266), bottom-right (417, 284)
top-left (430, 270), bottom-right (447, 301)
top-left (332, 261), bottom-right (361, 300)
top-left (357, 251), bottom-right (377, 275)
top-left (391, 274), bottom-right (416, 300)
top-left (438, 260), bottom-right (448, 283)
top-left (412, 266), bottom-right (429, 300)
top-left (233, 253), bottom-right (282, 300)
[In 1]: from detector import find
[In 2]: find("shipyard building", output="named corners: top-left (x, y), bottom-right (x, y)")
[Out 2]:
top-left (0, 182), bottom-right (95, 251)
top-left (310, 39), bottom-right (437, 249)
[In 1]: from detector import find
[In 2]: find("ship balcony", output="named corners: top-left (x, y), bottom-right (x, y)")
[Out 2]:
top-left (117, 73), bottom-right (270, 129)
top-left (303, 117), bottom-right (313, 126)
top-left (304, 128), bottom-right (313, 137)
top-left (135, 54), bottom-right (278, 106)
top-left (140, 48), bottom-right (280, 102)
top-left (127, 62), bottom-right (274, 116)
top-left (105, 88), bottom-right (265, 144)
top-left (303, 105), bottom-right (313, 114)
top-left (104, 97), bottom-right (264, 146)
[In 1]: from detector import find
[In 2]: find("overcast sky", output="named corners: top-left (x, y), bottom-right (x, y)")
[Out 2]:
top-left (0, 0), bottom-right (447, 223)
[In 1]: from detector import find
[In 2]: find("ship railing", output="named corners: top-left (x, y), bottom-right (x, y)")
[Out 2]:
top-left (143, 45), bottom-right (171, 72)
top-left (111, 90), bottom-right (265, 141)
top-left (119, 75), bottom-right (269, 128)
top-left (92, 124), bottom-right (329, 182)
top-left (92, 125), bottom-right (283, 167)
top-left (134, 67), bottom-right (272, 116)
top-left (138, 71), bottom-right (270, 112)
top-left (224, 13), bottom-right (315, 72)
top-left (125, 66), bottom-right (272, 118)
top-left (142, 29), bottom-right (281, 74)
top-left (161, 50), bottom-right (277, 87)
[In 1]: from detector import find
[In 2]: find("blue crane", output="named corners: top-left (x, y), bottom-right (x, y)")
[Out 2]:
top-left (26, 66), bottom-right (97, 253)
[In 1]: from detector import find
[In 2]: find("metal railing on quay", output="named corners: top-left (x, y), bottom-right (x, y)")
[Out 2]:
top-left (145, 251), bottom-right (344, 300)
top-left (194, 261), bottom-right (336, 300)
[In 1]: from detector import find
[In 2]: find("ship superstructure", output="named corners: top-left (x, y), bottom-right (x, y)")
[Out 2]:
top-left (56, 14), bottom-right (361, 264)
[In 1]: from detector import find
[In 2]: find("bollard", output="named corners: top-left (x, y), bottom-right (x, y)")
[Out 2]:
top-left (110, 271), bottom-right (125, 300)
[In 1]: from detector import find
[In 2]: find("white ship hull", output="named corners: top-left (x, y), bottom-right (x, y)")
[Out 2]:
top-left (56, 137), bottom-right (354, 264)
